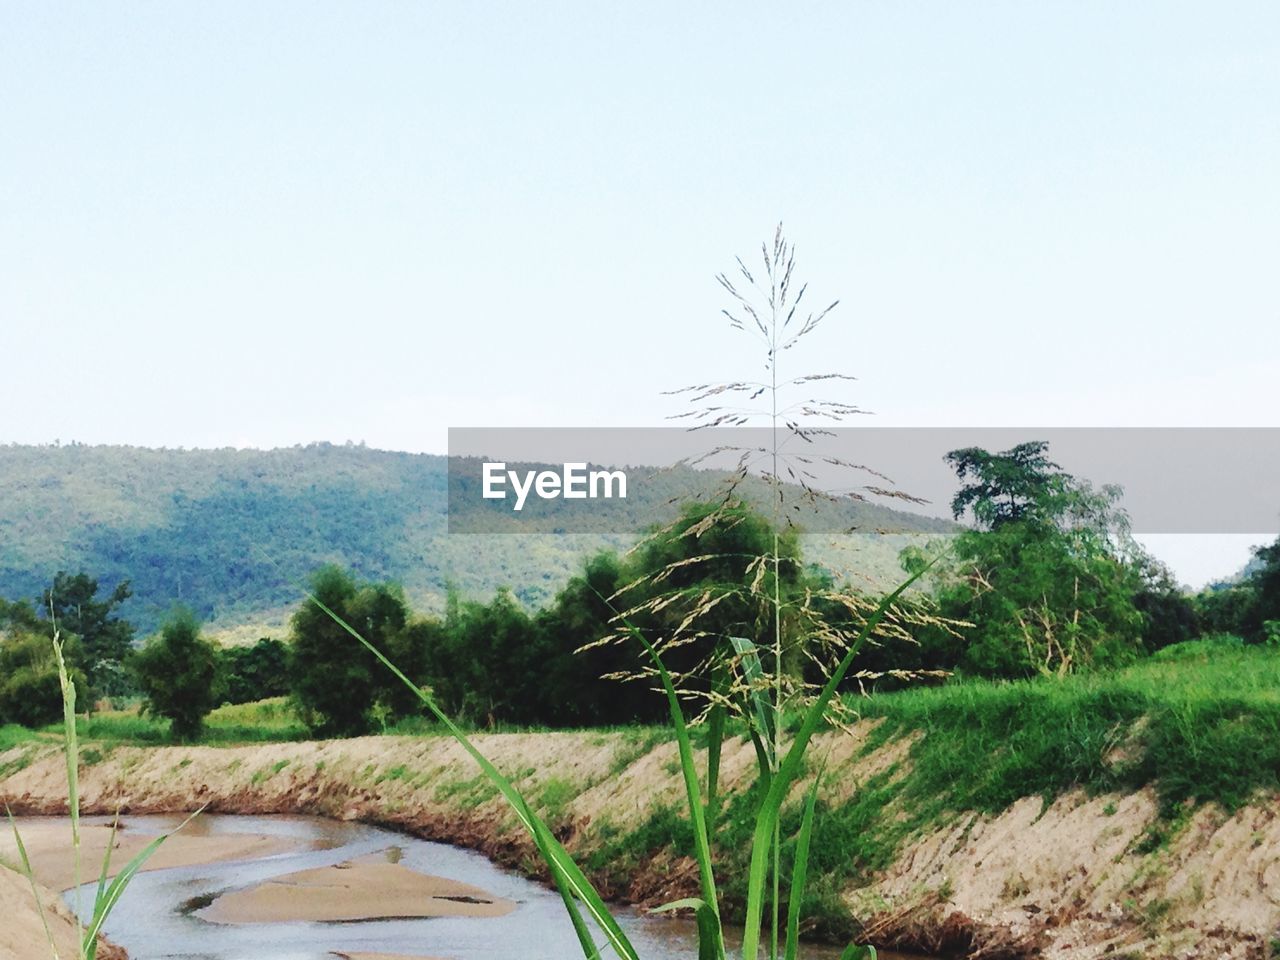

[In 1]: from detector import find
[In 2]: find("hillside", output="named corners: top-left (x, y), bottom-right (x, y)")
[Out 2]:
top-left (0, 444), bottom-right (953, 635)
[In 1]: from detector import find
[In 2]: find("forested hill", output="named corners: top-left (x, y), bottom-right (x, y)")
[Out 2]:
top-left (0, 444), bottom-right (954, 634)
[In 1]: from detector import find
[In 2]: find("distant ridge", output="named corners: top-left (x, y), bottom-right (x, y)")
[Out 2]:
top-left (0, 443), bottom-right (955, 634)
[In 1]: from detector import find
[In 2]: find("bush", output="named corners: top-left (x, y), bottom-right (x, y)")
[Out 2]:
top-left (1150, 633), bottom-right (1246, 661)
top-left (288, 566), bottom-right (419, 736)
top-left (219, 637), bottom-right (290, 704)
top-left (129, 609), bottom-right (220, 740)
top-left (0, 631), bottom-right (87, 728)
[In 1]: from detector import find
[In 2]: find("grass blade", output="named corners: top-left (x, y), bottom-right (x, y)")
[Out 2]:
top-left (50, 633), bottom-right (83, 951)
top-left (524, 799), bottom-right (606, 959)
top-left (80, 807), bottom-right (205, 954)
top-left (280, 573), bottom-right (642, 960)
top-left (652, 898), bottom-right (722, 960)
top-left (783, 775), bottom-right (820, 960)
top-left (740, 559), bottom-right (939, 960)
top-left (840, 946), bottom-right (877, 959)
top-left (85, 813), bottom-right (121, 960)
top-left (705, 665), bottom-right (728, 825)
top-left (608, 605), bottom-right (726, 960)
top-left (730, 636), bottom-right (776, 772)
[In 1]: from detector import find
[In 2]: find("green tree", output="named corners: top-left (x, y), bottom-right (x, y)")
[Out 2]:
top-left (946, 441), bottom-right (1067, 529)
top-left (923, 443), bottom-right (1146, 677)
top-left (533, 551), bottom-right (648, 725)
top-left (288, 566), bottom-right (412, 736)
top-left (1189, 539), bottom-right (1280, 642)
top-left (39, 571), bottom-right (135, 696)
top-left (0, 628), bottom-right (87, 728)
top-left (1246, 537), bottom-right (1280, 636)
top-left (129, 610), bottom-right (220, 740)
top-left (218, 637), bottom-right (290, 705)
top-left (1132, 554), bottom-right (1198, 652)
top-left (427, 587), bottom-right (546, 725)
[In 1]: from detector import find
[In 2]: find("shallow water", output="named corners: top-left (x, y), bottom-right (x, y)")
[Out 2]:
top-left (64, 814), bottom-right (926, 960)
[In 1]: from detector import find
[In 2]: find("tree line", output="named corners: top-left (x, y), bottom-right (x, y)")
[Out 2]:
top-left (2, 442), bottom-right (1277, 740)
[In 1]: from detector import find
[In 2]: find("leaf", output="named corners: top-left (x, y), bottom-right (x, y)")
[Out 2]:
top-left (608, 605), bottom-right (726, 960)
top-left (705, 666), bottom-right (728, 824)
top-left (81, 807), bottom-right (205, 957)
top-left (840, 946), bottom-right (877, 960)
top-left (783, 775), bottom-right (821, 960)
top-left (729, 636), bottom-right (776, 773)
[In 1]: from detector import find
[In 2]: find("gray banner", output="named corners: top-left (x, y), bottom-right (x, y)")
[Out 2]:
top-left (447, 427), bottom-right (1280, 535)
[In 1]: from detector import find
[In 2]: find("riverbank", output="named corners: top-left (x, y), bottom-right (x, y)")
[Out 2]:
top-left (0, 863), bottom-right (127, 960)
top-left (2, 719), bottom-right (1277, 959)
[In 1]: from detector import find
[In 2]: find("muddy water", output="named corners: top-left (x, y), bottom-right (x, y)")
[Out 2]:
top-left (67, 814), bottom-right (927, 960)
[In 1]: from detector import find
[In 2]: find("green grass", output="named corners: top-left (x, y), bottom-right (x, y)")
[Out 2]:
top-left (0, 723), bottom-right (41, 752)
top-left (854, 640), bottom-right (1280, 815)
top-left (52, 697), bottom-right (310, 745)
top-left (579, 642), bottom-right (1280, 939)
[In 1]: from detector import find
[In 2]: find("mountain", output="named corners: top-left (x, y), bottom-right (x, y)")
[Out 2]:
top-left (0, 443), bottom-right (955, 636)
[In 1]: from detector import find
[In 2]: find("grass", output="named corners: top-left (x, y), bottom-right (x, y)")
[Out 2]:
top-left (578, 641), bottom-right (1280, 940)
top-left (854, 640), bottom-right (1280, 815)
top-left (0, 724), bottom-right (41, 752)
top-left (52, 697), bottom-right (310, 745)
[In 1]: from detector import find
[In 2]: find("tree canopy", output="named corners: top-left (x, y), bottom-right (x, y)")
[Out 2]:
top-left (129, 609), bottom-right (219, 740)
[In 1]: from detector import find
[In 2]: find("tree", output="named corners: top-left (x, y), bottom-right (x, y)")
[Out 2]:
top-left (288, 566), bottom-right (413, 736)
top-left (1132, 555), bottom-right (1198, 652)
top-left (129, 609), bottom-right (220, 740)
top-left (946, 441), bottom-right (1067, 529)
top-left (218, 637), bottom-right (291, 705)
top-left (424, 587), bottom-right (546, 725)
top-left (534, 551), bottom-right (648, 725)
top-left (39, 571), bottom-right (135, 696)
top-left (0, 627), bottom-right (87, 729)
top-left (1189, 538), bottom-right (1280, 642)
top-left (1246, 537), bottom-right (1280, 636)
top-left (924, 443), bottom-right (1147, 677)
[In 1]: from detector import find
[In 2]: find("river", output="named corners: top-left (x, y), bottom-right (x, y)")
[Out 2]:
top-left (62, 814), bottom-right (927, 960)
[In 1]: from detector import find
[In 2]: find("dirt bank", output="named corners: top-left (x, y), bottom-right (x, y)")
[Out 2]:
top-left (2, 729), bottom-right (1276, 959)
top-left (0, 864), bottom-right (126, 960)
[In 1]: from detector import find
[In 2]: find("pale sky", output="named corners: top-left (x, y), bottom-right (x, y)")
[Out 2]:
top-left (2, 3), bottom-right (1277, 585)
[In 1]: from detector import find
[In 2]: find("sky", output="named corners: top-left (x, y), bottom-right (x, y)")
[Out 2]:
top-left (2, 3), bottom-right (1277, 585)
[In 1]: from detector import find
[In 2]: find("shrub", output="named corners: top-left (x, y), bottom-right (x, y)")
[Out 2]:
top-left (288, 566), bottom-right (414, 736)
top-left (219, 637), bottom-right (290, 704)
top-left (0, 630), bottom-right (87, 728)
top-left (129, 609), bottom-right (220, 740)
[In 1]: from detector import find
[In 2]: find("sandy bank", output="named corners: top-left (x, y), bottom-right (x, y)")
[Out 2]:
top-left (203, 849), bottom-right (515, 923)
top-left (0, 817), bottom-right (303, 893)
top-left (0, 864), bottom-right (126, 960)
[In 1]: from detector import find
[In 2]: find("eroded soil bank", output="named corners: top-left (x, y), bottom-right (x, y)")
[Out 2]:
top-left (0, 864), bottom-right (127, 960)
top-left (2, 727), bottom-right (1276, 959)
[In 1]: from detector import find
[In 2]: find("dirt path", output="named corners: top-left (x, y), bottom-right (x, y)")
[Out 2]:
top-left (2, 730), bottom-right (1276, 959)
